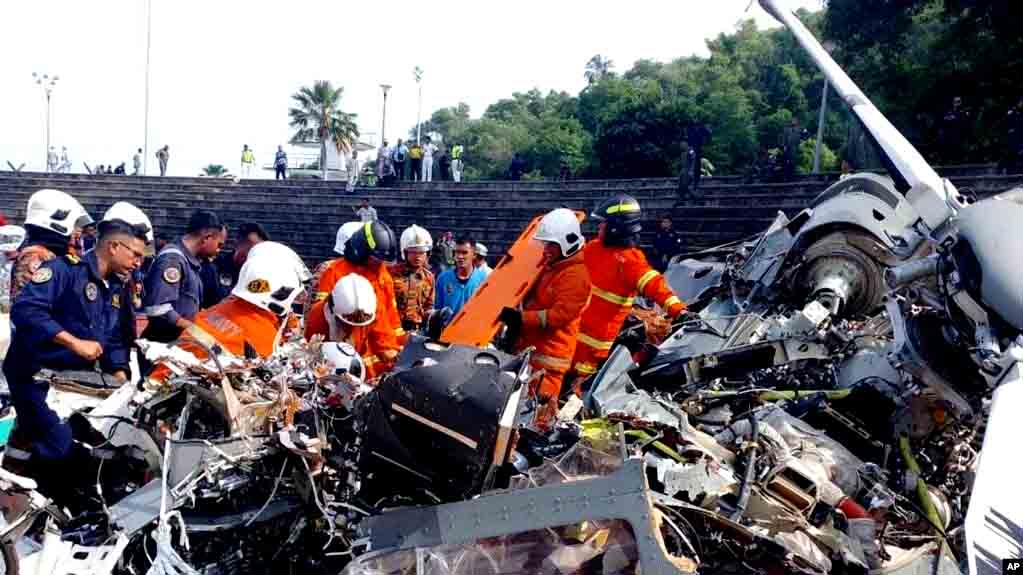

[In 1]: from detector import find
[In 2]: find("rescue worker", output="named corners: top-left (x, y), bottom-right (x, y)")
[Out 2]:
top-left (203, 222), bottom-right (270, 308)
top-left (100, 202), bottom-right (155, 319)
top-left (569, 194), bottom-right (687, 384)
top-left (2, 216), bottom-right (149, 500)
top-left (148, 242), bottom-right (310, 383)
top-left (309, 221), bottom-right (365, 309)
top-left (142, 210), bottom-right (226, 342)
top-left (498, 208), bottom-right (590, 428)
top-left (389, 225), bottom-right (435, 332)
top-left (305, 273), bottom-right (390, 381)
top-left (9, 189), bottom-right (92, 306)
top-left (313, 221), bottom-right (404, 372)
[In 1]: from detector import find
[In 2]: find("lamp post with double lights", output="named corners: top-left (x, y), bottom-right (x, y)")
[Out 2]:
top-left (32, 72), bottom-right (59, 172)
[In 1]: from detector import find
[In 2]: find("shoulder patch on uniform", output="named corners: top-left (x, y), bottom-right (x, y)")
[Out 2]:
top-left (65, 253), bottom-right (80, 264)
top-left (219, 274), bottom-right (233, 287)
top-left (247, 279), bottom-right (271, 293)
top-left (163, 266), bottom-right (182, 284)
top-left (85, 282), bottom-right (98, 301)
top-left (31, 267), bottom-right (53, 284)
top-left (111, 293), bottom-right (121, 308)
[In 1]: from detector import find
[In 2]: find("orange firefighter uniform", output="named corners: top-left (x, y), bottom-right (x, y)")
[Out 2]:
top-left (304, 299), bottom-right (388, 381)
top-left (388, 261), bottom-right (435, 331)
top-left (570, 238), bottom-right (686, 379)
top-left (311, 258), bottom-right (404, 369)
top-left (149, 295), bottom-right (285, 382)
top-left (514, 251), bottom-right (591, 425)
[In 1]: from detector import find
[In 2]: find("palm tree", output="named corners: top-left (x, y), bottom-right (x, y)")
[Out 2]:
top-left (288, 81), bottom-right (359, 179)
top-left (584, 54), bottom-right (615, 84)
top-left (201, 164), bottom-right (230, 177)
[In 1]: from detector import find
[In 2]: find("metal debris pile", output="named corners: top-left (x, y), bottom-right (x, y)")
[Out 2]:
top-left (4, 1), bottom-right (1023, 573)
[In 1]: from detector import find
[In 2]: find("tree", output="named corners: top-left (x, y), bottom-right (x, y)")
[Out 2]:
top-left (288, 81), bottom-right (359, 178)
top-left (200, 164), bottom-right (230, 177)
top-left (584, 55), bottom-right (615, 84)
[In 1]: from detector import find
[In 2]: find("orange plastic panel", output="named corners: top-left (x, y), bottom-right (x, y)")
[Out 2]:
top-left (440, 211), bottom-right (585, 347)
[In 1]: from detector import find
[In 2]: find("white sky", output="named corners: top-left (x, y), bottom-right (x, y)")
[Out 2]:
top-left (1, 0), bottom-right (821, 176)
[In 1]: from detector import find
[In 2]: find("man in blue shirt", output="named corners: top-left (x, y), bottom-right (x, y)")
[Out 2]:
top-left (3, 217), bottom-right (148, 494)
top-left (142, 210), bottom-right (225, 342)
top-left (435, 237), bottom-right (486, 316)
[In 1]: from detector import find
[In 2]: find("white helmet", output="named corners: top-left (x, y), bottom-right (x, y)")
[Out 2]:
top-left (102, 201), bottom-right (154, 243)
top-left (334, 222), bottom-right (364, 256)
top-left (400, 225), bottom-right (433, 258)
top-left (322, 341), bottom-right (366, 383)
top-left (231, 241), bottom-right (310, 315)
top-left (331, 273), bottom-right (377, 326)
top-left (475, 242), bottom-right (488, 257)
top-left (24, 189), bottom-right (92, 237)
top-left (0, 225), bottom-right (26, 252)
top-left (534, 208), bottom-right (583, 257)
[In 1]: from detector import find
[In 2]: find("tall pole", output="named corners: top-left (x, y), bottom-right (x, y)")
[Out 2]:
top-left (414, 66), bottom-right (423, 144)
top-left (143, 0), bottom-right (153, 176)
top-left (380, 84), bottom-right (391, 147)
top-left (812, 79), bottom-right (828, 174)
top-left (33, 73), bottom-right (58, 172)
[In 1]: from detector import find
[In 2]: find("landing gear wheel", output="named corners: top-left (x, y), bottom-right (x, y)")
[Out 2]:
top-left (796, 231), bottom-right (886, 317)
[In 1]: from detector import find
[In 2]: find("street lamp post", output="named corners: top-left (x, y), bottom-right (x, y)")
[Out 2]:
top-left (143, 0), bottom-right (153, 176)
top-left (812, 42), bottom-right (836, 174)
top-left (32, 72), bottom-right (59, 173)
top-left (414, 66), bottom-right (423, 144)
top-left (380, 83), bottom-right (392, 147)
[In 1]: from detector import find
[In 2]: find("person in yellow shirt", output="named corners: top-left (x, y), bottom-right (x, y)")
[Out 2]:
top-left (241, 145), bottom-right (256, 178)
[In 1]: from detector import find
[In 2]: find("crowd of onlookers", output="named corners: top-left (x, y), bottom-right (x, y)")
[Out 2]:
top-left (374, 138), bottom-right (464, 186)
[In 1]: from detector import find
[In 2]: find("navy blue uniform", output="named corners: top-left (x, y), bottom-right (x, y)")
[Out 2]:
top-left (199, 254), bottom-right (235, 308)
top-left (2, 251), bottom-right (132, 460)
top-left (141, 240), bottom-right (203, 342)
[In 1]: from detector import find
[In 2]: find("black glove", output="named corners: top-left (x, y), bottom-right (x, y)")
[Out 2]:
top-left (671, 310), bottom-right (700, 332)
top-left (498, 307), bottom-right (522, 333)
top-left (426, 307), bottom-right (454, 340)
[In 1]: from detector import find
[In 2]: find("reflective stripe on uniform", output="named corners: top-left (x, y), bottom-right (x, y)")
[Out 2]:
top-left (664, 296), bottom-right (682, 309)
top-left (577, 332), bottom-right (615, 351)
top-left (573, 362), bottom-right (598, 375)
top-left (363, 354), bottom-right (381, 366)
top-left (606, 202), bottom-right (640, 215)
top-left (144, 303), bottom-right (173, 316)
top-left (591, 285), bottom-right (634, 306)
top-left (538, 309), bottom-right (548, 329)
top-left (313, 291), bottom-right (329, 302)
top-left (363, 222), bottom-right (376, 249)
top-left (380, 349), bottom-right (399, 360)
top-left (533, 353), bottom-right (571, 372)
top-left (395, 327), bottom-right (406, 337)
top-left (637, 270), bottom-right (660, 292)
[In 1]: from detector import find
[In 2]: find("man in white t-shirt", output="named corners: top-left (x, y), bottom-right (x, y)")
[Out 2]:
top-left (355, 198), bottom-right (377, 222)
top-left (422, 137), bottom-right (437, 182)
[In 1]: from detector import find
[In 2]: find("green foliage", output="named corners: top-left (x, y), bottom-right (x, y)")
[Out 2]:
top-left (798, 138), bottom-right (839, 173)
top-left (200, 164), bottom-right (229, 177)
top-left (413, 3), bottom-right (1022, 179)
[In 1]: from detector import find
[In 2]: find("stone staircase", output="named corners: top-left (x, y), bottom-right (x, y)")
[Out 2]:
top-left (1, 168), bottom-right (1020, 265)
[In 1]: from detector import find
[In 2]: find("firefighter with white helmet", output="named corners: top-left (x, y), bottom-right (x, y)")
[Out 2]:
top-left (304, 222), bottom-right (363, 317)
top-left (306, 273), bottom-right (390, 381)
top-left (10, 189), bottom-right (92, 306)
top-left (148, 242), bottom-right (310, 384)
top-left (389, 224), bottom-right (435, 332)
top-left (102, 202), bottom-right (154, 245)
top-left (498, 208), bottom-right (591, 428)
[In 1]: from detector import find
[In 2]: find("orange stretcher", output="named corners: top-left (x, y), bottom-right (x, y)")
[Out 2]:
top-left (440, 211), bottom-right (585, 347)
